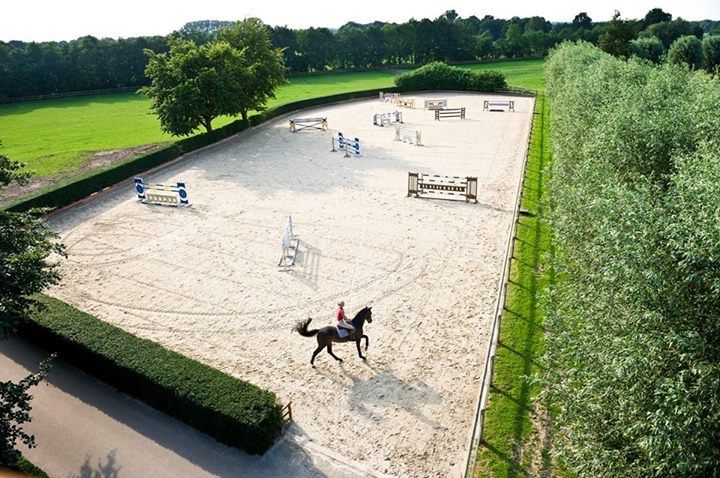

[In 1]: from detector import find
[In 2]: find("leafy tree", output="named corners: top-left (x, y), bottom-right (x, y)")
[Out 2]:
top-left (629, 36), bottom-right (665, 63)
top-left (667, 35), bottom-right (704, 69)
top-left (1, 358), bottom-right (53, 466)
top-left (0, 145), bottom-right (65, 338)
top-left (641, 19), bottom-right (704, 47)
top-left (642, 7), bottom-right (672, 28)
top-left (141, 38), bottom-right (249, 135)
top-left (218, 18), bottom-right (287, 120)
top-left (703, 35), bottom-right (720, 72)
top-left (598, 11), bottom-right (637, 58)
top-left (572, 12), bottom-right (593, 30)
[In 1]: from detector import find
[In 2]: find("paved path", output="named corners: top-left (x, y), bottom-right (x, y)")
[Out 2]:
top-left (0, 337), bottom-right (381, 478)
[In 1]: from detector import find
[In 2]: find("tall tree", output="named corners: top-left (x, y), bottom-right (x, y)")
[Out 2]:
top-left (218, 18), bottom-right (287, 120)
top-left (572, 12), bottom-right (593, 30)
top-left (599, 11), bottom-right (637, 58)
top-left (0, 145), bottom-right (65, 337)
top-left (142, 38), bottom-right (249, 134)
top-left (643, 8), bottom-right (672, 28)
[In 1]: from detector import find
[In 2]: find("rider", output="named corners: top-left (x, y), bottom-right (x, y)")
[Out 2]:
top-left (336, 301), bottom-right (355, 336)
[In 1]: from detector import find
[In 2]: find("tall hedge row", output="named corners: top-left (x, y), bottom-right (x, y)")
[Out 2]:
top-left (544, 42), bottom-right (720, 477)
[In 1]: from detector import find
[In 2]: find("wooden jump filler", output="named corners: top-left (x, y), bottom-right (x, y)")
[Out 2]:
top-left (434, 108), bottom-right (466, 120)
top-left (407, 172), bottom-right (477, 203)
top-left (395, 126), bottom-right (422, 146)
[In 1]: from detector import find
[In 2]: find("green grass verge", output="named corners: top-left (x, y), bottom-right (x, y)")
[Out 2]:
top-left (21, 295), bottom-right (284, 455)
top-left (0, 59), bottom-right (544, 179)
top-left (474, 95), bottom-right (555, 477)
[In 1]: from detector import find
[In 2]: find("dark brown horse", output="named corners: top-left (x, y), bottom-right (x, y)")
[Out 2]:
top-left (294, 307), bottom-right (372, 366)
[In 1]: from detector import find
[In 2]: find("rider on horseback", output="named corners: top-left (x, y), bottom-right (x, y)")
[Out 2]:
top-left (336, 301), bottom-right (355, 337)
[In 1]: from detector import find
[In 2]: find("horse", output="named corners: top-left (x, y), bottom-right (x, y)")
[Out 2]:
top-left (293, 306), bottom-right (372, 366)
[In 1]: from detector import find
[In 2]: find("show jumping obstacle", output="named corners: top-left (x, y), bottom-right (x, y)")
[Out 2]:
top-left (379, 92), bottom-right (400, 103)
top-left (395, 97), bottom-right (415, 108)
top-left (134, 177), bottom-right (190, 207)
top-left (407, 172), bottom-right (478, 203)
top-left (395, 126), bottom-right (422, 146)
top-left (278, 215), bottom-right (300, 267)
top-left (290, 117), bottom-right (328, 132)
top-left (331, 132), bottom-right (361, 157)
top-left (373, 111), bottom-right (403, 127)
top-left (434, 107), bottom-right (466, 120)
top-left (483, 100), bottom-right (515, 112)
top-left (423, 99), bottom-right (448, 110)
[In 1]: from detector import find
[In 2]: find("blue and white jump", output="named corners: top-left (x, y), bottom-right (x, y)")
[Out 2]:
top-left (331, 132), bottom-right (361, 157)
top-left (134, 177), bottom-right (190, 207)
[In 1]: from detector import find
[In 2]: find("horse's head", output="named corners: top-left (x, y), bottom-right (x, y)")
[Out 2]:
top-left (352, 306), bottom-right (372, 325)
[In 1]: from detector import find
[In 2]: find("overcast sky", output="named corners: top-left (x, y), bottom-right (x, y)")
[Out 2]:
top-left (2, 0), bottom-right (719, 42)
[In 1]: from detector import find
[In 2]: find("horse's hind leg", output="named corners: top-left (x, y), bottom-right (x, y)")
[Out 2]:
top-left (327, 343), bottom-right (343, 362)
top-left (311, 344), bottom-right (325, 367)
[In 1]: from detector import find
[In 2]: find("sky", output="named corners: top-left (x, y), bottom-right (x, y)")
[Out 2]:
top-left (2, 0), bottom-right (719, 42)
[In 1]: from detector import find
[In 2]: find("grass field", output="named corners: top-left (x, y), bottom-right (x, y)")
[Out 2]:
top-left (0, 59), bottom-right (544, 179)
top-left (475, 96), bottom-right (557, 477)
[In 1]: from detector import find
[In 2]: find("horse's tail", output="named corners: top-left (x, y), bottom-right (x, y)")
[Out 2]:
top-left (293, 318), bottom-right (319, 337)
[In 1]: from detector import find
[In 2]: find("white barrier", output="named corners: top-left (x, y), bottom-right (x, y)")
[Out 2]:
top-left (134, 178), bottom-right (190, 207)
top-left (395, 126), bottom-right (422, 146)
top-left (278, 216), bottom-right (300, 267)
top-left (290, 117), bottom-right (328, 132)
top-left (373, 111), bottom-right (402, 127)
top-left (379, 92), bottom-right (400, 103)
top-left (423, 99), bottom-right (448, 110)
top-left (483, 100), bottom-right (515, 112)
top-left (331, 132), bottom-right (361, 157)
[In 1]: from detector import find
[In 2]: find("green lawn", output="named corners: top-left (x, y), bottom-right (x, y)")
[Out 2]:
top-left (474, 95), bottom-right (558, 477)
top-left (0, 59), bottom-right (544, 180)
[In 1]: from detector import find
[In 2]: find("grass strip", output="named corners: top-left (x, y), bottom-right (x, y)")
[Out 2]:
top-left (474, 95), bottom-right (554, 477)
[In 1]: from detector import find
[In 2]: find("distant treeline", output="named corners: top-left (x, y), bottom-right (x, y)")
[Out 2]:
top-left (1, 9), bottom-right (719, 99)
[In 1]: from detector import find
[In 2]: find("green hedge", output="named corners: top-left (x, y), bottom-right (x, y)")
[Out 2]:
top-left (21, 295), bottom-right (284, 454)
top-left (394, 61), bottom-right (506, 92)
top-left (544, 42), bottom-right (720, 477)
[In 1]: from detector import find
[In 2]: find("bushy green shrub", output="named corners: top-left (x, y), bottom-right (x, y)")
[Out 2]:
top-left (629, 36), bottom-right (665, 63)
top-left (544, 42), bottom-right (720, 478)
top-left (394, 61), bottom-right (506, 92)
top-left (703, 35), bottom-right (720, 73)
top-left (21, 296), bottom-right (284, 454)
top-left (667, 35), bottom-right (704, 69)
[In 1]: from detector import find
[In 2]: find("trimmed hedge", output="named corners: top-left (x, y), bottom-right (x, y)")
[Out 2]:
top-left (21, 295), bottom-right (284, 454)
top-left (394, 61), bottom-right (506, 92)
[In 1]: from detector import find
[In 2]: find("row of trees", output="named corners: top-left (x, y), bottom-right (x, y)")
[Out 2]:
top-left (544, 42), bottom-right (720, 477)
top-left (598, 10), bottom-right (720, 72)
top-left (2, 9), bottom-right (719, 99)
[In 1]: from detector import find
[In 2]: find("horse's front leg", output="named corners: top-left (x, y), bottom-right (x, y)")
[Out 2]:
top-left (363, 335), bottom-right (369, 351)
top-left (355, 339), bottom-right (366, 360)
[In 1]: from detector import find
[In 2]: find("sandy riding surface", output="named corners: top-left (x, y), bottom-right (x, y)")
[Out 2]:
top-left (48, 93), bottom-right (534, 477)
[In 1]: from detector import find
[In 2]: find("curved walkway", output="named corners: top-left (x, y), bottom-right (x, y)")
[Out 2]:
top-left (0, 337), bottom-right (385, 478)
